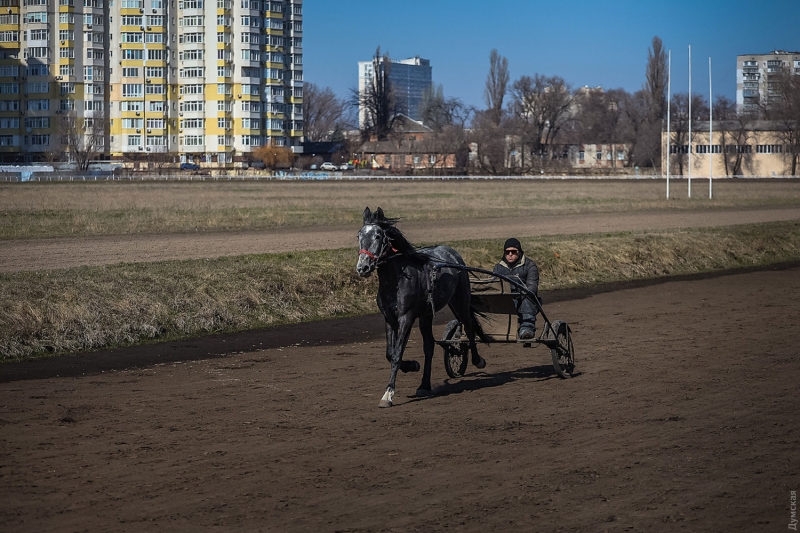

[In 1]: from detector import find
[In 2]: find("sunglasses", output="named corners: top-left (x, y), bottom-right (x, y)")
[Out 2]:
top-left (504, 249), bottom-right (520, 255)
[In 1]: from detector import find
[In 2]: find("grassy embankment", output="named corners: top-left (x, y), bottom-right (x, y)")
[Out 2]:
top-left (2, 221), bottom-right (799, 362)
top-left (2, 179), bottom-right (800, 239)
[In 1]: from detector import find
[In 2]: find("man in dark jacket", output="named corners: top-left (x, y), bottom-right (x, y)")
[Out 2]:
top-left (493, 238), bottom-right (539, 339)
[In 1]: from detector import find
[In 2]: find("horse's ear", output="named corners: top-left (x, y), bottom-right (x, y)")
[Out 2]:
top-left (363, 207), bottom-right (372, 223)
top-left (375, 207), bottom-right (385, 221)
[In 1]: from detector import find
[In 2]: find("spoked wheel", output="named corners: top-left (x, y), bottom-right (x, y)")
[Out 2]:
top-left (442, 319), bottom-right (468, 378)
top-left (549, 320), bottom-right (575, 379)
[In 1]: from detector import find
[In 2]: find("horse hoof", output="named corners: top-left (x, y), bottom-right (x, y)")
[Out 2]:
top-left (473, 357), bottom-right (486, 369)
top-left (415, 388), bottom-right (432, 398)
top-left (378, 400), bottom-right (393, 408)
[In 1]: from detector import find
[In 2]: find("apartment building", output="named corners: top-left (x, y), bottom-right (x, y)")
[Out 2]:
top-left (358, 55), bottom-right (431, 129)
top-left (736, 49), bottom-right (800, 113)
top-left (0, 0), bottom-right (302, 166)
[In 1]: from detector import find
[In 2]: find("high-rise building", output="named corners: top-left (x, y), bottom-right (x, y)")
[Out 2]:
top-left (0, 0), bottom-right (303, 166)
top-left (358, 55), bottom-right (431, 129)
top-left (737, 50), bottom-right (800, 112)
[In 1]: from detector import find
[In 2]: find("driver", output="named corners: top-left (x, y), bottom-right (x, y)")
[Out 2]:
top-left (493, 238), bottom-right (539, 340)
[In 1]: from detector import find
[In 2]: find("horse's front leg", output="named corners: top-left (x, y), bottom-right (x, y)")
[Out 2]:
top-left (379, 315), bottom-right (415, 408)
top-left (415, 311), bottom-right (435, 397)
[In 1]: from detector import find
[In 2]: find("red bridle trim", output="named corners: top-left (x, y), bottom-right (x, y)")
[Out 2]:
top-left (359, 249), bottom-right (378, 260)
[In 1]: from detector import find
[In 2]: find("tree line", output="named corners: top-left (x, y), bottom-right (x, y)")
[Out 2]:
top-left (308, 37), bottom-right (800, 176)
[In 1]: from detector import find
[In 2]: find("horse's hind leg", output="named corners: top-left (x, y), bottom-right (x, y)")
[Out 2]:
top-left (415, 312), bottom-right (435, 397)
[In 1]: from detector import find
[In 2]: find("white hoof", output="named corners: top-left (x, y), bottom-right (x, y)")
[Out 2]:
top-left (379, 388), bottom-right (394, 408)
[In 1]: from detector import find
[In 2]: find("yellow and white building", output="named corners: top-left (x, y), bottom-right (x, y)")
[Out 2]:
top-left (0, 0), bottom-right (302, 166)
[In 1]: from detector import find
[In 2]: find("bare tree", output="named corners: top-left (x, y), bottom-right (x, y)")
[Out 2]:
top-left (51, 113), bottom-right (107, 171)
top-left (712, 96), bottom-right (755, 177)
top-left (668, 92), bottom-right (709, 175)
top-left (484, 49), bottom-right (509, 126)
top-left (763, 69), bottom-right (800, 175)
top-left (304, 83), bottom-right (350, 142)
top-left (509, 74), bottom-right (574, 169)
top-left (470, 110), bottom-right (512, 175)
top-left (352, 47), bottom-right (398, 141)
top-left (419, 84), bottom-right (473, 174)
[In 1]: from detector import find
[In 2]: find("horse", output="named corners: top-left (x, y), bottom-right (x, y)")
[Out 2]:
top-left (356, 207), bottom-right (487, 408)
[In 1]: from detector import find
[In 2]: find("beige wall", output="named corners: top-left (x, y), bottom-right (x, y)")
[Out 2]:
top-left (662, 129), bottom-right (795, 177)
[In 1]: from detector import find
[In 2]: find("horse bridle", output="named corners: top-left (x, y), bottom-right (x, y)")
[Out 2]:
top-left (358, 224), bottom-right (395, 264)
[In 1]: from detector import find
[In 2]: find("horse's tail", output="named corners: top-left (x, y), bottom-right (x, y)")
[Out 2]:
top-left (469, 302), bottom-right (491, 344)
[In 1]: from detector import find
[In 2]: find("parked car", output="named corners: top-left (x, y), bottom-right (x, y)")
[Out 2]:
top-left (309, 164), bottom-right (318, 170)
top-left (180, 162), bottom-right (200, 170)
top-left (340, 163), bottom-right (354, 171)
top-left (320, 162), bottom-right (338, 171)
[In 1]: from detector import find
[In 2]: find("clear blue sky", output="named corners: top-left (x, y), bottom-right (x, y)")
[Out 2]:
top-left (304, 0), bottom-right (800, 108)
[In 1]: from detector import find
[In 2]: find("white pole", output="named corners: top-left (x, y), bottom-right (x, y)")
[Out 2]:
top-left (666, 50), bottom-right (671, 199)
top-left (709, 56), bottom-right (713, 199)
top-left (688, 45), bottom-right (692, 198)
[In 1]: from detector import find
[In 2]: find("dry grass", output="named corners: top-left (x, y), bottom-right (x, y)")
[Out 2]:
top-left (2, 179), bottom-right (799, 239)
top-left (2, 221), bottom-right (798, 362)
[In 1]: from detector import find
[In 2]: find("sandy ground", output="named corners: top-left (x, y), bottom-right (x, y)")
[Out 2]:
top-left (1, 206), bottom-right (799, 272)
top-left (1, 266), bottom-right (799, 532)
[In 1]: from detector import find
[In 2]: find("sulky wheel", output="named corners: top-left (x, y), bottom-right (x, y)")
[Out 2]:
top-left (550, 320), bottom-right (575, 379)
top-left (442, 319), bottom-right (468, 378)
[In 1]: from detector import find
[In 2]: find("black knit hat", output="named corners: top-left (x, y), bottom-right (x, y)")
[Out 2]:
top-left (503, 238), bottom-right (523, 253)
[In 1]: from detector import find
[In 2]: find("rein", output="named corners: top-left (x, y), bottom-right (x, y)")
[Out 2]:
top-left (358, 225), bottom-right (399, 265)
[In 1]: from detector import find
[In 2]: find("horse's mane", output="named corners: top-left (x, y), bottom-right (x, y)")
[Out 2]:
top-left (365, 208), bottom-right (427, 260)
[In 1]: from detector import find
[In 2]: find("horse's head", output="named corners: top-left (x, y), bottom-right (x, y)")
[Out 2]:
top-left (356, 207), bottom-right (390, 277)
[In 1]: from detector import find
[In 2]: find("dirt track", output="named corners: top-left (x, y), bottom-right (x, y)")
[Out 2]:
top-left (2, 206), bottom-right (799, 272)
top-left (1, 266), bottom-right (798, 532)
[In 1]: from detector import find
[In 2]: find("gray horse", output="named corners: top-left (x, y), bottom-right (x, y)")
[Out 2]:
top-left (356, 207), bottom-right (487, 408)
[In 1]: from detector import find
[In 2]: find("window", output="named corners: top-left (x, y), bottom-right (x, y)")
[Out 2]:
top-left (121, 15), bottom-right (143, 25)
top-left (180, 118), bottom-right (204, 129)
top-left (29, 135), bottom-right (50, 146)
top-left (180, 101), bottom-right (205, 112)
top-left (181, 135), bottom-right (204, 146)
top-left (122, 49), bottom-right (144, 60)
top-left (180, 16), bottom-right (204, 26)
top-left (725, 144), bottom-right (752, 154)
top-left (29, 29), bottom-right (49, 40)
top-left (178, 0), bottom-right (203, 7)
top-left (0, 117), bottom-right (19, 128)
top-left (122, 84), bottom-right (143, 97)
top-left (179, 49), bottom-right (204, 61)
top-left (120, 101), bottom-right (143, 111)
top-left (241, 118), bottom-right (259, 129)
top-left (122, 32), bottom-right (143, 43)
top-left (25, 117), bottom-right (50, 129)
top-left (217, 83), bottom-right (232, 95)
top-left (145, 33), bottom-right (164, 43)
top-left (596, 150), bottom-right (602, 160)
top-left (147, 136), bottom-right (166, 146)
top-left (217, 118), bottom-right (231, 129)
top-left (180, 67), bottom-right (204, 78)
top-left (127, 134), bottom-right (142, 146)
top-left (27, 99), bottom-right (48, 111)
top-left (0, 83), bottom-right (18, 94)
top-left (0, 100), bottom-right (20, 111)
top-left (25, 82), bottom-right (49, 93)
top-left (756, 144), bottom-right (783, 154)
top-left (0, 31), bottom-right (18, 42)
top-left (180, 84), bottom-right (204, 95)
top-left (25, 47), bottom-right (50, 58)
top-left (217, 101), bottom-right (232, 111)
top-left (148, 15), bottom-right (164, 25)
top-left (122, 118), bottom-right (144, 129)
top-left (149, 101), bottom-right (165, 112)
top-left (27, 64), bottom-right (49, 76)
top-left (696, 145), bottom-right (721, 154)
top-left (122, 67), bottom-right (140, 77)
top-left (180, 32), bottom-right (204, 43)
top-left (146, 67), bottom-right (164, 78)
top-left (147, 49), bottom-right (164, 60)
top-left (60, 82), bottom-right (76, 94)
top-left (145, 84), bottom-right (164, 94)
